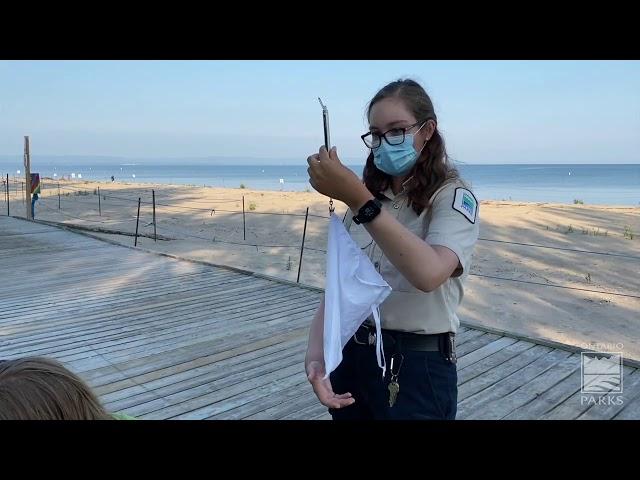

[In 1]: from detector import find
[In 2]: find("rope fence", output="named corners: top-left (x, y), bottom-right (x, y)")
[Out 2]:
top-left (3, 176), bottom-right (638, 297)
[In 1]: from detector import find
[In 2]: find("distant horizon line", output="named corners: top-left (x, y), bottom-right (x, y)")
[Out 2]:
top-left (0, 155), bottom-right (637, 166)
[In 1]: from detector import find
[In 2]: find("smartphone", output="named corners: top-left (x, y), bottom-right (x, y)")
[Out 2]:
top-left (318, 97), bottom-right (331, 150)
top-left (318, 97), bottom-right (335, 213)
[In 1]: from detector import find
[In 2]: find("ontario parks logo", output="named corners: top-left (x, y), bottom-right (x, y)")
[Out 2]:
top-left (461, 193), bottom-right (475, 215)
top-left (580, 343), bottom-right (624, 407)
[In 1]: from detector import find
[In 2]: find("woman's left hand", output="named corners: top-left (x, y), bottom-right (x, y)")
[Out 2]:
top-left (307, 146), bottom-right (371, 208)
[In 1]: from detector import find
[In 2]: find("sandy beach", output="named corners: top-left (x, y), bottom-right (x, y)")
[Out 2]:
top-left (7, 178), bottom-right (640, 361)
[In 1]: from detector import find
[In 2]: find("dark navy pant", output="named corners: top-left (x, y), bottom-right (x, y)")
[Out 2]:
top-left (329, 338), bottom-right (458, 420)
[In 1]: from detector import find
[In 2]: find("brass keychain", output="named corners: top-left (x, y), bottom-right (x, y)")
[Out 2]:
top-left (388, 353), bottom-right (404, 407)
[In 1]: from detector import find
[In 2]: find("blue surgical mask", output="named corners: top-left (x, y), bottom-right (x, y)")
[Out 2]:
top-left (373, 124), bottom-right (426, 176)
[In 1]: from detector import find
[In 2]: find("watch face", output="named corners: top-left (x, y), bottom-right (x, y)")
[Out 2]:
top-left (354, 200), bottom-right (380, 224)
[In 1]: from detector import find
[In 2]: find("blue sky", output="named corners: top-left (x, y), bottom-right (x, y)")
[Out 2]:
top-left (1, 60), bottom-right (638, 164)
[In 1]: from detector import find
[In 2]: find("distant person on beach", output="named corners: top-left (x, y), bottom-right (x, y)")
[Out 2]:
top-left (31, 193), bottom-right (39, 219)
top-left (0, 357), bottom-right (135, 420)
top-left (305, 78), bottom-right (480, 420)
top-left (111, 175), bottom-right (115, 182)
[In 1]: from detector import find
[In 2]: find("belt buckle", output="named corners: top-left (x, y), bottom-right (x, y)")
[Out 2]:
top-left (353, 327), bottom-right (368, 345)
top-left (353, 326), bottom-right (377, 346)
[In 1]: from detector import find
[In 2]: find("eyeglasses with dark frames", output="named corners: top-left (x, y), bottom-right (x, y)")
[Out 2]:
top-left (361, 121), bottom-right (425, 149)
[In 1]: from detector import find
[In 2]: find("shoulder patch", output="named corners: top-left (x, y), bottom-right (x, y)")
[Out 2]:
top-left (452, 188), bottom-right (478, 224)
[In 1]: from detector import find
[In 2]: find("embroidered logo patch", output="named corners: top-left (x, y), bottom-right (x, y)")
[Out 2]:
top-left (452, 188), bottom-right (477, 223)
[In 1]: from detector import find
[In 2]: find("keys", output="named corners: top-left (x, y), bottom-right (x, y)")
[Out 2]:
top-left (387, 354), bottom-right (404, 408)
top-left (388, 378), bottom-right (400, 407)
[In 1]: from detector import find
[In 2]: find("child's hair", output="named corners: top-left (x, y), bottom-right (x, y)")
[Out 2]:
top-left (0, 357), bottom-right (112, 420)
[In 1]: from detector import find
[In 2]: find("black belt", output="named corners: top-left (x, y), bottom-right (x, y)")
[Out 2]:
top-left (352, 324), bottom-right (445, 352)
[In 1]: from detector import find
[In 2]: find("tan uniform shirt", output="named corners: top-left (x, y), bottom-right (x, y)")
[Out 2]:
top-left (345, 179), bottom-right (479, 334)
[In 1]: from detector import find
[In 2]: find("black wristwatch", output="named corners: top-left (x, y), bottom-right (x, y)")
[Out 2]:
top-left (353, 198), bottom-right (382, 225)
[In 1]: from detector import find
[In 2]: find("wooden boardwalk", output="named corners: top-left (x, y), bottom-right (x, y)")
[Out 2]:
top-left (1, 216), bottom-right (638, 420)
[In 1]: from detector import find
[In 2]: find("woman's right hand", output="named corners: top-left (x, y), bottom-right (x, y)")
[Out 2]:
top-left (306, 360), bottom-right (356, 409)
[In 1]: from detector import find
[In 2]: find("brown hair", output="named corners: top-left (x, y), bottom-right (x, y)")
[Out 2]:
top-left (0, 357), bottom-right (112, 420)
top-left (363, 78), bottom-right (460, 215)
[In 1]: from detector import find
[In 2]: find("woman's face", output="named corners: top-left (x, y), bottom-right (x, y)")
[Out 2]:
top-left (368, 97), bottom-right (434, 152)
